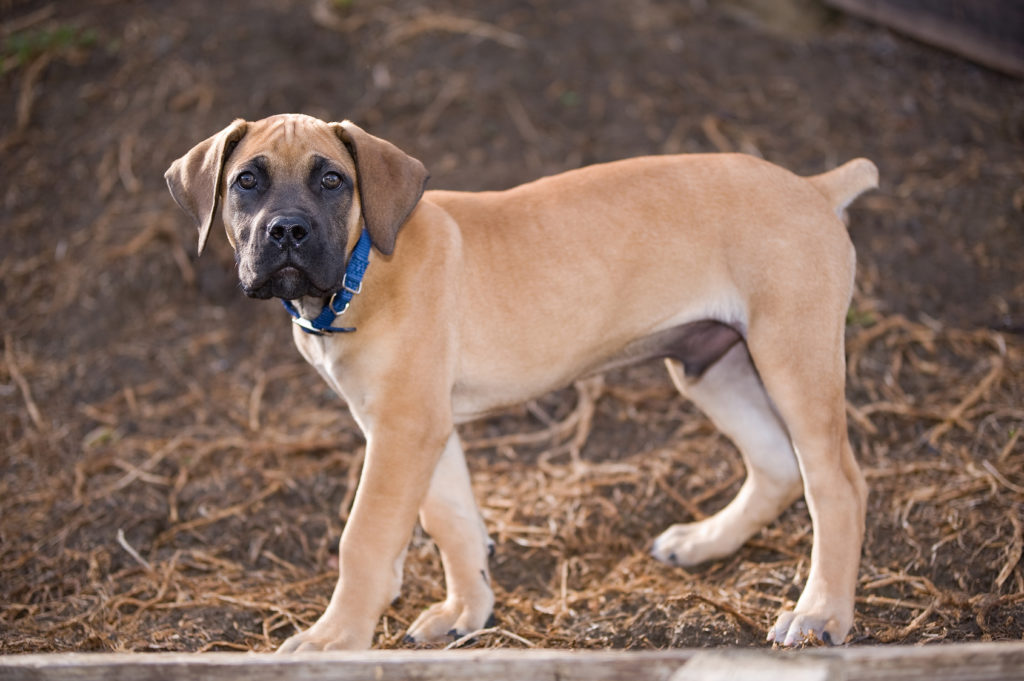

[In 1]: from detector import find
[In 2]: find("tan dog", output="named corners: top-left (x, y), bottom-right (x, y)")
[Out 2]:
top-left (166, 113), bottom-right (876, 651)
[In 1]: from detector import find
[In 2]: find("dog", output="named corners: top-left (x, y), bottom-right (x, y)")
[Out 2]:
top-left (166, 113), bottom-right (875, 651)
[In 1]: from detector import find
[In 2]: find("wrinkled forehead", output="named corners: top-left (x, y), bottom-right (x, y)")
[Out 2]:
top-left (228, 114), bottom-right (355, 178)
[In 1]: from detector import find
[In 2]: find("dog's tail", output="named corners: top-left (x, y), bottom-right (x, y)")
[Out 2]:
top-left (808, 158), bottom-right (878, 220)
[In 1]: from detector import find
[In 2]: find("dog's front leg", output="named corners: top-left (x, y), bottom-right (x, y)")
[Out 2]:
top-left (405, 432), bottom-right (495, 643)
top-left (277, 416), bottom-right (450, 652)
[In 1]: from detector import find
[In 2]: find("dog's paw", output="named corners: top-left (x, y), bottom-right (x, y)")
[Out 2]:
top-left (650, 520), bottom-right (742, 567)
top-left (276, 623), bottom-right (367, 653)
top-left (404, 593), bottom-right (496, 644)
top-left (767, 608), bottom-right (850, 647)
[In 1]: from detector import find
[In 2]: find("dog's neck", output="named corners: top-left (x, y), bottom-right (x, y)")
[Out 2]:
top-left (292, 296), bottom-right (333, 320)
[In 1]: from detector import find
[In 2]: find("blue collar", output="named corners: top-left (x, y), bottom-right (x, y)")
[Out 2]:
top-left (281, 228), bottom-right (372, 335)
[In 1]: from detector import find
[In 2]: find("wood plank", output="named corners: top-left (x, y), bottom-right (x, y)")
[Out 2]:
top-left (819, 641), bottom-right (1024, 681)
top-left (672, 650), bottom-right (838, 681)
top-left (0, 649), bottom-right (693, 681)
top-left (1, 642), bottom-right (1023, 681)
top-left (674, 643), bottom-right (1024, 681)
top-left (825, 0), bottom-right (1024, 78)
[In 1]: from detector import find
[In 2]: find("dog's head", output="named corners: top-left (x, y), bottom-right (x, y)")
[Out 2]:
top-left (165, 114), bottom-right (428, 300)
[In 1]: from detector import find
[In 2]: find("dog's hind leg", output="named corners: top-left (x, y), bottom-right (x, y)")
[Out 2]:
top-left (651, 342), bottom-right (803, 567)
top-left (405, 432), bottom-right (495, 643)
top-left (746, 308), bottom-right (866, 646)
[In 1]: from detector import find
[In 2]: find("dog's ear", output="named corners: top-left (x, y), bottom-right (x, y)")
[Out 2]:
top-left (331, 121), bottom-right (429, 256)
top-left (165, 119), bottom-right (249, 255)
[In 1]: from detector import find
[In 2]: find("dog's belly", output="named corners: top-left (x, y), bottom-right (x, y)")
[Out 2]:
top-left (586, 319), bottom-right (742, 378)
top-left (451, 319), bottom-right (741, 423)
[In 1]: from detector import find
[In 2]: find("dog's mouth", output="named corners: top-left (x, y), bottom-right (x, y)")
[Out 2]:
top-left (270, 266), bottom-right (306, 300)
top-left (243, 264), bottom-right (338, 301)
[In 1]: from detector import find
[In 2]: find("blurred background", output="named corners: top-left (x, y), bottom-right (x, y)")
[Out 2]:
top-left (1, 0), bottom-right (1022, 653)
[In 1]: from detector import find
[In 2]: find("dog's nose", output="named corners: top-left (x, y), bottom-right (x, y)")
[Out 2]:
top-left (267, 215), bottom-right (311, 249)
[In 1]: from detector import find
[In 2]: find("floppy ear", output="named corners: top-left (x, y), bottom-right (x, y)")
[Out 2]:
top-left (331, 121), bottom-right (429, 256)
top-left (165, 119), bottom-right (248, 255)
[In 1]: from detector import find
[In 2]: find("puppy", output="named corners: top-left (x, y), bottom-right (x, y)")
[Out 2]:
top-left (166, 113), bottom-right (875, 650)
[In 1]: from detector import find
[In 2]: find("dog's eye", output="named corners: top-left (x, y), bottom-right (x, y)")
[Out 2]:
top-left (237, 172), bottom-right (257, 190)
top-left (321, 172), bottom-right (343, 190)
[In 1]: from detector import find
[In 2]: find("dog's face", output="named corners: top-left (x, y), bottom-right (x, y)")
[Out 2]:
top-left (223, 117), bottom-right (357, 300)
top-left (165, 114), bottom-right (429, 300)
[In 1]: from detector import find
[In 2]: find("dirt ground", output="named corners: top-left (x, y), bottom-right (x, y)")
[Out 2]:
top-left (1, 0), bottom-right (1022, 654)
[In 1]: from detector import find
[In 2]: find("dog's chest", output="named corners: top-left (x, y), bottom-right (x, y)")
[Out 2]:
top-left (295, 334), bottom-right (349, 401)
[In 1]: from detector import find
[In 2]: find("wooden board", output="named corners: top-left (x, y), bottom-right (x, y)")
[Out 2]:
top-left (2, 642), bottom-right (1024, 681)
top-left (825, 0), bottom-right (1024, 77)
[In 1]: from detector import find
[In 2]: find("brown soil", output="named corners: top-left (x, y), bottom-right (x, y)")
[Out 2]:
top-left (1, 0), bottom-right (1022, 653)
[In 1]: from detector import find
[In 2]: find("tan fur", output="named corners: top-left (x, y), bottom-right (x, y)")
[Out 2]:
top-left (809, 158), bottom-right (879, 217)
top-left (166, 114), bottom-right (877, 651)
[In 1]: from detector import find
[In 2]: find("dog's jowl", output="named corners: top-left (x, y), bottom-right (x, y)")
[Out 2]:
top-left (167, 113), bottom-right (876, 651)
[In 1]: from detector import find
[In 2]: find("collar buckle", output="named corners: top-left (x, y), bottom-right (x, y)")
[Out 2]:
top-left (341, 272), bottom-right (363, 296)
